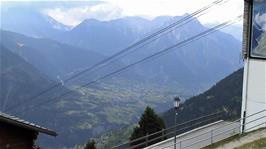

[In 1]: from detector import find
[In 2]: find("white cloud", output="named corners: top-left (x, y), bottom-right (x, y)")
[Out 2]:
top-left (43, 0), bottom-right (244, 27)
top-left (45, 2), bottom-right (124, 26)
top-left (104, 0), bottom-right (244, 24)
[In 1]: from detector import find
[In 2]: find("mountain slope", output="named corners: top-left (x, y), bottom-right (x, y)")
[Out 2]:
top-left (0, 46), bottom-right (54, 111)
top-left (162, 68), bottom-right (243, 127)
top-left (0, 46), bottom-right (115, 148)
top-left (1, 30), bottom-right (110, 80)
top-left (0, 46), bottom-right (85, 148)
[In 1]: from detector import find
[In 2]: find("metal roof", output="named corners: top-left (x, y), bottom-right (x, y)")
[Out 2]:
top-left (0, 112), bottom-right (57, 136)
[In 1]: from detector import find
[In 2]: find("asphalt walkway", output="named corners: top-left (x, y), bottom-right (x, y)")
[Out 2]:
top-left (145, 121), bottom-right (240, 149)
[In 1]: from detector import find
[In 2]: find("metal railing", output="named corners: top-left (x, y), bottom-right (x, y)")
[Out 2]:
top-left (159, 109), bottom-right (266, 149)
top-left (112, 111), bottom-right (225, 149)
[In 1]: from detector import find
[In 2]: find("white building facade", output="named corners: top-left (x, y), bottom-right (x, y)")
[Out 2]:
top-left (241, 0), bottom-right (266, 132)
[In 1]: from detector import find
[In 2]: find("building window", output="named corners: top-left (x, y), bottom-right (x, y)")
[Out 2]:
top-left (250, 0), bottom-right (266, 59)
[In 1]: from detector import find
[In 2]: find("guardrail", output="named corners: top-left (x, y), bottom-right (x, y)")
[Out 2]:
top-left (112, 111), bottom-right (225, 149)
top-left (159, 109), bottom-right (266, 149)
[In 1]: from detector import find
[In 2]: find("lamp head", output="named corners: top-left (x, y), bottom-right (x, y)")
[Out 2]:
top-left (174, 97), bottom-right (181, 109)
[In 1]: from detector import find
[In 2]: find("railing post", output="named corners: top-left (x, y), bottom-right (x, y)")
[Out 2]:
top-left (180, 141), bottom-right (182, 149)
top-left (210, 130), bottom-right (213, 144)
top-left (242, 111), bottom-right (246, 133)
top-left (240, 119), bottom-right (243, 134)
top-left (145, 133), bottom-right (148, 147)
top-left (174, 111), bottom-right (178, 149)
top-left (162, 129), bottom-right (165, 141)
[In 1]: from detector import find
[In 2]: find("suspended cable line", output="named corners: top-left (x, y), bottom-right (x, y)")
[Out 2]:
top-left (13, 15), bottom-right (243, 114)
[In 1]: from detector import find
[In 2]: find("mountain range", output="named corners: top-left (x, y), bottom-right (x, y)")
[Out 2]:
top-left (1, 14), bottom-right (242, 90)
top-left (1, 6), bottom-right (243, 148)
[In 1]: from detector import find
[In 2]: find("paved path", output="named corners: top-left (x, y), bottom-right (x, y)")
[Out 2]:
top-left (214, 128), bottom-right (266, 149)
top-left (145, 121), bottom-right (240, 149)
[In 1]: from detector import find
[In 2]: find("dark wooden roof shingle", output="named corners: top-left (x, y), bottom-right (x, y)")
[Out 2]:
top-left (0, 112), bottom-right (57, 136)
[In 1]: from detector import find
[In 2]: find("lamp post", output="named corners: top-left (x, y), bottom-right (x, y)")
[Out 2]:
top-left (174, 97), bottom-right (181, 149)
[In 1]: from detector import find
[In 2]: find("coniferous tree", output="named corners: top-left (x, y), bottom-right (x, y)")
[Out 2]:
top-left (84, 139), bottom-right (97, 149)
top-left (129, 106), bottom-right (166, 148)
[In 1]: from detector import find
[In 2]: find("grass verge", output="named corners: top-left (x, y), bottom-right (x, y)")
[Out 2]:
top-left (203, 127), bottom-right (266, 149)
top-left (235, 137), bottom-right (266, 149)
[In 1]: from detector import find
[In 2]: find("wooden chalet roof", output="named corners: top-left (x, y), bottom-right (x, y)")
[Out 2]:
top-left (0, 112), bottom-right (57, 136)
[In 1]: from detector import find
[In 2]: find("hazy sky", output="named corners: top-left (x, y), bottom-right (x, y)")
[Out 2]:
top-left (2, 0), bottom-right (244, 26)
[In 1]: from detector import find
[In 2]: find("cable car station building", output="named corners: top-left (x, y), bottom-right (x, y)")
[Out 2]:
top-left (241, 0), bottom-right (266, 131)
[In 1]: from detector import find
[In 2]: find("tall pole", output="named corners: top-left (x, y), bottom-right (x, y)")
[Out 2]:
top-left (174, 97), bottom-right (180, 149)
top-left (174, 109), bottom-right (177, 149)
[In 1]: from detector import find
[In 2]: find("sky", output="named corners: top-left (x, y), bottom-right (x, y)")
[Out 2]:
top-left (1, 0), bottom-right (244, 27)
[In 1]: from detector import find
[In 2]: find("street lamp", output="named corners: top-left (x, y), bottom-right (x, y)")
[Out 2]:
top-left (174, 97), bottom-right (181, 149)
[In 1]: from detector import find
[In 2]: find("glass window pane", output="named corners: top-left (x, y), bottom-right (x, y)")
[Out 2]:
top-left (250, 0), bottom-right (266, 58)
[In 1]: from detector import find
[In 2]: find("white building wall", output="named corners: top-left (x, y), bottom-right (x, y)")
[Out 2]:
top-left (241, 59), bottom-right (266, 132)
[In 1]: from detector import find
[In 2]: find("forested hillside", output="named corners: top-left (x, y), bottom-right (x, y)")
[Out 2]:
top-left (163, 68), bottom-right (243, 127)
top-left (92, 69), bottom-right (243, 148)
